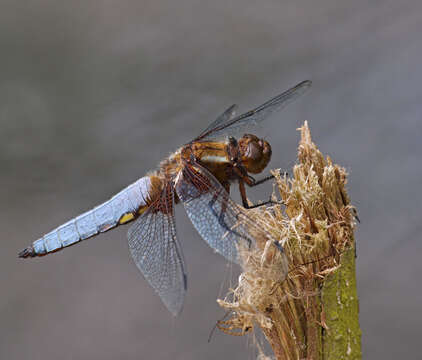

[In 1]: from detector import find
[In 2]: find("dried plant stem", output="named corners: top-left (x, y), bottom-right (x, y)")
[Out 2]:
top-left (217, 121), bottom-right (361, 359)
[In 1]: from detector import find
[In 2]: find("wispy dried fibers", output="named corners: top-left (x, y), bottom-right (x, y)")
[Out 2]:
top-left (217, 122), bottom-right (361, 360)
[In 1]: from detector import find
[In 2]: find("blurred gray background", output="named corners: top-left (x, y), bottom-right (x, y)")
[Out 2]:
top-left (1, 0), bottom-right (421, 359)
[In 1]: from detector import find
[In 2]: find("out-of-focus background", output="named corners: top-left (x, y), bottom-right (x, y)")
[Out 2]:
top-left (1, 0), bottom-right (421, 359)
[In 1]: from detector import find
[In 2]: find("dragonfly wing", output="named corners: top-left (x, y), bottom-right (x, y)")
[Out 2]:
top-left (195, 80), bottom-right (311, 141)
top-left (175, 162), bottom-right (275, 265)
top-left (196, 104), bottom-right (238, 140)
top-left (127, 184), bottom-right (187, 316)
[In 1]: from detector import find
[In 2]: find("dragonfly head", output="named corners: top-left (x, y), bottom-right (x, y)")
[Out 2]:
top-left (238, 134), bottom-right (272, 174)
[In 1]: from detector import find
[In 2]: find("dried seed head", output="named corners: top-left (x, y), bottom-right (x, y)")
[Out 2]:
top-left (217, 122), bottom-right (358, 360)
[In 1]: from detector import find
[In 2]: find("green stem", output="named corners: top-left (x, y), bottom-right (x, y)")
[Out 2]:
top-left (321, 245), bottom-right (362, 359)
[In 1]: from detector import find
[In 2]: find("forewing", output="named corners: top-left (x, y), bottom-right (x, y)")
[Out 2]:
top-left (195, 80), bottom-right (311, 141)
top-left (175, 162), bottom-right (278, 265)
top-left (196, 104), bottom-right (238, 140)
top-left (127, 184), bottom-right (187, 316)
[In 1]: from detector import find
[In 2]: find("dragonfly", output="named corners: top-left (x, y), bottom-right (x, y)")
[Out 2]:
top-left (19, 80), bottom-right (311, 316)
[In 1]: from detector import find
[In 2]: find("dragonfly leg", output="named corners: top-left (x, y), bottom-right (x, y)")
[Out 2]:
top-left (242, 198), bottom-right (280, 210)
top-left (248, 170), bottom-right (288, 187)
top-left (207, 183), bottom-right (252, 249)
top-left (238, 173), bottom-right (285, 209)
top-left (248, 173), bottom-right (275, 187)
top-left (208, 183), bottom-right (233, 229)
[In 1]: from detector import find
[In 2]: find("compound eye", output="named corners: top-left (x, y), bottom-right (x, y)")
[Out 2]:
top-left (263, 142), bottom-right (271, 156)
top-left (247, 142), bottom-right (262, 161)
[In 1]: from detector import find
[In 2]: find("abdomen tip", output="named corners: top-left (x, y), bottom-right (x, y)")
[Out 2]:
top-left (18, 246), bottom-right (35, 258)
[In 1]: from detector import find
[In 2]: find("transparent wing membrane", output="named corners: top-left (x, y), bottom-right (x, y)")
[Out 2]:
top-left (127, 184), bottom-right (187, 316)
top-left (175, 162), bottom-right (282, 266)
top-left (196, 80), bottom-right (311, 141)
top-left (196, 104), bottom-right (238, 141)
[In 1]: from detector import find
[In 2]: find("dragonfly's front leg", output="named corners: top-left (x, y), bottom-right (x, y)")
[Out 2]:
top-left (235, 168), bottom-right (286, 209)
top-left (246, 169), bottom-right (288, 188)
top-left (238, 179), bottom-right (277, 209)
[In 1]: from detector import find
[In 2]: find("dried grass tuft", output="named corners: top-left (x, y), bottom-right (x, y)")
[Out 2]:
top-left (217, 121), bottom-right (359, 359)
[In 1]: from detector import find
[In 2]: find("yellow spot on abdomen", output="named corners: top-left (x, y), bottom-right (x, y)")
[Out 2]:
top-left (119, 213), bottom-right (135, 224)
